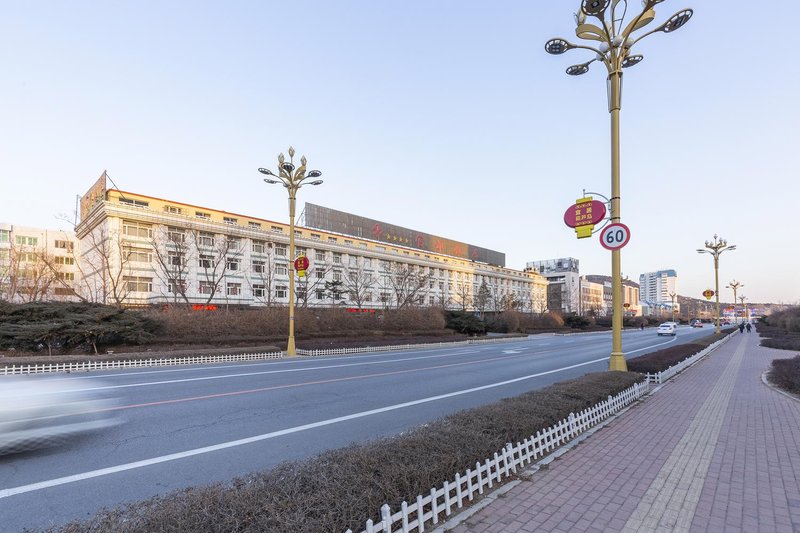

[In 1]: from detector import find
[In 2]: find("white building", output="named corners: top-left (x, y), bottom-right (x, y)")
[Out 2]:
top-left (639, 269), bottom-right (679, 315)
top-left (526, 258), bottom-right (581, 314)
top-left (0, 223), bottom-right (81, 302)
top-left (73, 174), bottom-right (548, 310)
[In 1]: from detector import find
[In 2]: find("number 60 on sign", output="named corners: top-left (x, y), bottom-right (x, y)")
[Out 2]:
top-left (599, 223), bottom-right (631, 251)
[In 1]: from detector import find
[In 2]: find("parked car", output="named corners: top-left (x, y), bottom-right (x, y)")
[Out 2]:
top-left (657, 323), bottom-right (676, 336)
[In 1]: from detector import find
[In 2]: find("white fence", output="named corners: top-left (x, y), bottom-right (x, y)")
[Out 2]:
top-left (297, 336), bottom-right (527, 357)
top-left (345, 381), bottom-right (649, 533)
top-left (643, 333), bottom-right (732, 384)
top-left (1, 351), bottom-right (283, 376)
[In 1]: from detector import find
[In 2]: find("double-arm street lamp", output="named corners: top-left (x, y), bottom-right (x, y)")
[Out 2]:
top-left (726, 279), bottom-right (743, 325)
top-left (739, 295), bottom-right (748, 323)
top-left (669, 291), bottom-right (677, 323)
top-left (259, 147), bottom-right (323, 356)
top-left (545, 0), bottom-right (693, 372)
top-left (697, 234), bottom-right (736, 334)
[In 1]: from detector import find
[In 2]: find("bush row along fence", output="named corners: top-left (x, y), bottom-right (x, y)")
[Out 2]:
top-left (296, 336), bottom-right (527, 357)
top-left (345, 381), bottom-right (650, 533)
top-left (642, 333), bottom-right (732, 384)
top-left (0, 351), bottom-right (283, 376)
top-left (1, 336), bottom-right (528, 375)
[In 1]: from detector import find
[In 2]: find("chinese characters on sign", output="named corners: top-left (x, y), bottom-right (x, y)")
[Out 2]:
top-left (563, 197), bottom-right (607, 239)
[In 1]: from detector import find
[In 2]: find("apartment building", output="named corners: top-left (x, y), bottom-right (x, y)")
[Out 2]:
top-left (639, 269), bottom-right (679, 315)
top-left (74, 174), bottom-right (548, 310)
top-left (526, 257), bottom-right (581, 314)
top-left (0, 223), bottom-right (81, 302)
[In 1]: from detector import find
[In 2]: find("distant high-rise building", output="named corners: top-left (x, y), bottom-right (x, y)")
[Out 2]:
top-left (639, 269), bottom-right (679, 315)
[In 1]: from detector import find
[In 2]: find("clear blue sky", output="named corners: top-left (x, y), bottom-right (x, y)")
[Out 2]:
top-left (1, 1), bottom-right (797, 305)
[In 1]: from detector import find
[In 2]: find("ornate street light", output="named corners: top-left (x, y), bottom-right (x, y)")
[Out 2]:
top-left (259, 147), bottom-right (323, 356)
top-left (545, 0), bottom-right (694, 372)
top-left (739, 295), bottom-right (749, 324)
top-left (726, 279), bottom-right (743, 325)
top-left (669, 291), bottom-right (677, 323)
top-left (697, 235), bottom-right (736, 334)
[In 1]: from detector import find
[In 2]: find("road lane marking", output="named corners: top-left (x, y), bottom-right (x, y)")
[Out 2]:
top-left (0, 356), bottom-right (609, 499)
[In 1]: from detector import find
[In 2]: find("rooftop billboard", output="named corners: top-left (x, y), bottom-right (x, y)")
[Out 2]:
top-left (304, 203), bottom-right (505, 267)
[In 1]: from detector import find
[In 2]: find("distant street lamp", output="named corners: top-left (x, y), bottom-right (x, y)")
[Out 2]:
top-left (739, 295), bottom-right (748, 323)
top-left (259, 147), bottom-right (323, 356)
top-left (669, 291), bottom-right (677, 323)
top-left (697, 235), bottom-right (736, 334)
top-left (545, 0), bottom-right (693, 372)
top-left (726, 280), bottom-right (743, 325)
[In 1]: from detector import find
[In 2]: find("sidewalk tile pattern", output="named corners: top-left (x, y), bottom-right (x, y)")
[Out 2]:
top-left (447, 330), bottom-right (800, 532)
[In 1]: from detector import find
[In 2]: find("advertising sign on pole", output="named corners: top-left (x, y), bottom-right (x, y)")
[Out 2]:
top-left (703, 289), bottom-right (715, 300)
top-left (294, 256), bottom-right (310, 277)
top-left (563, 197), bottom-right (607, 239)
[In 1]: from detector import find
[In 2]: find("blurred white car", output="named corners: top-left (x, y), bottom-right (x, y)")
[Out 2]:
top-left (0, 376), bottom-right (121, 455)
top-left (657, 323), bottom-right (676, 336)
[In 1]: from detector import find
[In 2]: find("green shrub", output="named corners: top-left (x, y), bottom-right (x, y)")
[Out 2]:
top-left (445, 311), bottom-right (486, 336)
top-left (768, 355), bottom-right (800, 394)
top-left (564, 314), bottom-right (591, 329)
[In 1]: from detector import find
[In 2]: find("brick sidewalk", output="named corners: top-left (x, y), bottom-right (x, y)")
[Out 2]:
top-left (443, 329), bottom-right (800, 532)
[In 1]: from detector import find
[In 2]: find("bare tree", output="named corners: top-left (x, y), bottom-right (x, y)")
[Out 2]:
top-left (382, 262), bottom-right (431, 310)
top-left (248, 246), bottom-right (276, 307)
top-left (453, 281), bottom-right (472, 312)
top-left (297, 262), bottom-right (335, 308)
top-left (1, 244), bottom-right (67, 302)
top-left (192, 231), bottom-right (241, 304)
top-left (474, 280), bottom-right (491, 318)
top-left (152, 225), bottom-right (192, 304)
top-left (343, 262), bottom-right (376, 310)
top-left (74, 225), bottom-right (134, 305)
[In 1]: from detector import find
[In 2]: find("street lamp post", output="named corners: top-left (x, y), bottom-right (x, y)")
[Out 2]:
top-left (739, 295), bottom-right (748, 323)
top-left (545, 1), bottom-right (693, 372)
top-left (697, 234), bottom-right (736, 334)
top-left (726, 280), bottom-right (743, 325)
top-left (669, 291), bottom-right (677, 323)
top-left (259, 147), bottom-right (323, 356)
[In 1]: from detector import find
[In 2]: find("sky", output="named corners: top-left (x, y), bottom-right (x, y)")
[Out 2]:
top-left (1, 1), bottom-right (798, 305)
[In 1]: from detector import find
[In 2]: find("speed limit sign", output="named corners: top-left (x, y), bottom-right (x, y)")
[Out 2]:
top-left (599, 223), bottom-right (631, 250)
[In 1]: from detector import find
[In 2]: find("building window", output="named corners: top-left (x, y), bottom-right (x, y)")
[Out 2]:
top-left (199, 254), bottom-right (213, 268)
top-left (124, 276), bottom-right (152, 292)
top-left (276, 285), bottom-right (288, 299)
top-left (0, 230), bottom-right (9, 243)
top-left (271, 225), bottom-right (284, 233)
top-left (316, 289), bottom-right (326, 300)
top-left (333, 270), bottom-right (342, 282)
top-left (198, 281), bottom-right (215, 295)
top-left (328, 237), bottom-right (337, 243)
top-left (359, 242), bottom-right (368, 248)
top-left (227, 282), bottom-right (242, 296)
top-left (252, 240), bottom-right (266, 254)
top-left (54, 256), bottom-right (76, 265)
top-left (195, 211), bottom-right (211, 220)
top-left (252, 260), bottom-right (266, 273)
top-left (198, 232), bottom-right (214, 247)
top-left (223, 216), bottom-right (237, 226)
top-left (344, 239), bottom-right (353, 246)
top-left (167, 227), bottom-right (185, 243)
top-left (349, 256), bottom-right (357, 267)
top-left (168, 278), bottom-right (186, 294)
top-left (252, 284), bottom-right (265, 297)
top-left (315, 251), bottom-right (325, 262)
top-left (364, 258), bottom-right (372, 268)
top-left (19, 252), bottom-right (37, 262)
top-left (227, 258), bottom-right (241, 271)
top-left (0, 250), bottom-right (9, 261)
top-left (380, 292), bottom-right (390, 303)
top-left (164, 205), bottom-right (182, 215)
top-left (276, 264), bottom-right (288, 276)
top-left (248, 221), bottom-right (262, 229)
top-left (333, 253), bottom-right (342, 264)
top-left (275, 244), bottom-right (287, 257)
top-left (119, 198), bottom-right (149, 208)
top-left (54, 287), bottom-right (75, 296)
top-left (123, 246), bottom-right (151, 263)
top-left (56, 272), bottom-right (76, 281)
top-left (54, 240), bottom-right (74, 251)
top-left (123, 220), bottom-right (152, 239)
top-left (296, 247), bottom-right (307, 257)
top-left (168, 251), bottom-right (184, 266)
top-left (315, 268), bottom-right (325, 279)
top-left (227, 238), bottom-right (241, 251)
top-left (311, 233), bottom-right (321, 240)
top-left (295, 231), bottom-right (303, 238)
top-left (365, 293), bottom-right (372, 302)
top-left (15, 236), bottom-right (38, 246)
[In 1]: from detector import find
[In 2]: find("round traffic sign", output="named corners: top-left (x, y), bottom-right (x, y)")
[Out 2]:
top-left (599, 223), bottom-right (631, 250)
top-left (294, 255), bottom-right (310, 271)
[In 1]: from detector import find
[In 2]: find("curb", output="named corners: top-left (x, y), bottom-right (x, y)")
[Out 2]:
top-left (761, 371), bottom-right (800, 403)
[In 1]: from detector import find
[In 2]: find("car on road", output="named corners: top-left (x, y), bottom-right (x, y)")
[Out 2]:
top-left (690, 320), bottom-right (704, 328)
top-left (657, 323), bottom-right (676, 336)
top-left (0, 376), bottom-right (122, 455)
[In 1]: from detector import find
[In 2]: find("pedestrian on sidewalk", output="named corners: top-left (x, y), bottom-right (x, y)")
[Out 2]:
top-left (739, 323), bottom-right (745, 333)
top-left (746, 322), bottom-right (752, 333)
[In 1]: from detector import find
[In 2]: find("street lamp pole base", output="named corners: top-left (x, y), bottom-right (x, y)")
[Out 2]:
top-left (286, 337), bottom-right (297, 357)
top-left (609, 352), bottom-right (627, 372)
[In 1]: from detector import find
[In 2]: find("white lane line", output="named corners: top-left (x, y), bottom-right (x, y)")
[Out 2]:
top-left (0, 355), bottom-right (609, 499)
top-left (59, 351), bottom-right (489, 392)
top-left (624, 336), bottom-right (677, 355)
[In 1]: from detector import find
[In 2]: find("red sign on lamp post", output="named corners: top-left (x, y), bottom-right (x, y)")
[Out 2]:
top-left (294, 255), bottom-right (309, 277)
top-left (564, 197), bottom-right (607, 239)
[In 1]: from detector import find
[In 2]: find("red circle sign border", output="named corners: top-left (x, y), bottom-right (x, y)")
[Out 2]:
top-left (599, 223), bottom-right (631, 251)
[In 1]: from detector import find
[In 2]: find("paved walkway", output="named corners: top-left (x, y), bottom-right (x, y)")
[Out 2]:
top-left (445, 328), bottom-right (800, 532)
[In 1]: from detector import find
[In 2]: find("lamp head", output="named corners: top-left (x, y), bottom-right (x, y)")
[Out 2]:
top-left (621, 54), bottom-right (644, 68)
top-left (258, 168), bottom-right (275, 176)
top-left (566, 63), bottom-right (590, 76)
top-left (581, 0), bottom-right (610, 17)
top-left (263, 178), bottom-right (279, 185)
top-left (307, 170), bottom-right (322, 178)
top-left (545, 38), bottom-right (573, 55)
top-left (658, 9), bottom-right (693, 33)
top-left (282, 162), bottom-right (295, 173)
top-left (309, 180), bottom-right (324, 186)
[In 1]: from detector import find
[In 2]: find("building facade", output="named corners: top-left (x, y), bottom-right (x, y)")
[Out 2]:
top-left (639, 269), bottom-right (679, 316)
top-left (0, 223), bottom-right (81, 303)
top-left (74, 175), bottom-right (548, 311)
top-left (526, 257), bottom-right (581, 314)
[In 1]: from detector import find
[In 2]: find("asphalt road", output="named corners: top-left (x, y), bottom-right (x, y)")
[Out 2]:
top-left (0, 327), bottom-right (712, 531)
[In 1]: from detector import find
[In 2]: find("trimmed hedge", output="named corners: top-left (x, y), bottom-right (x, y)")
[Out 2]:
top-left (626, 329), bottom-right (735, 374)
top-left (768, 355), bottom-right (800, 395)
top-left (55, 371), bottom-right (644, 533)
